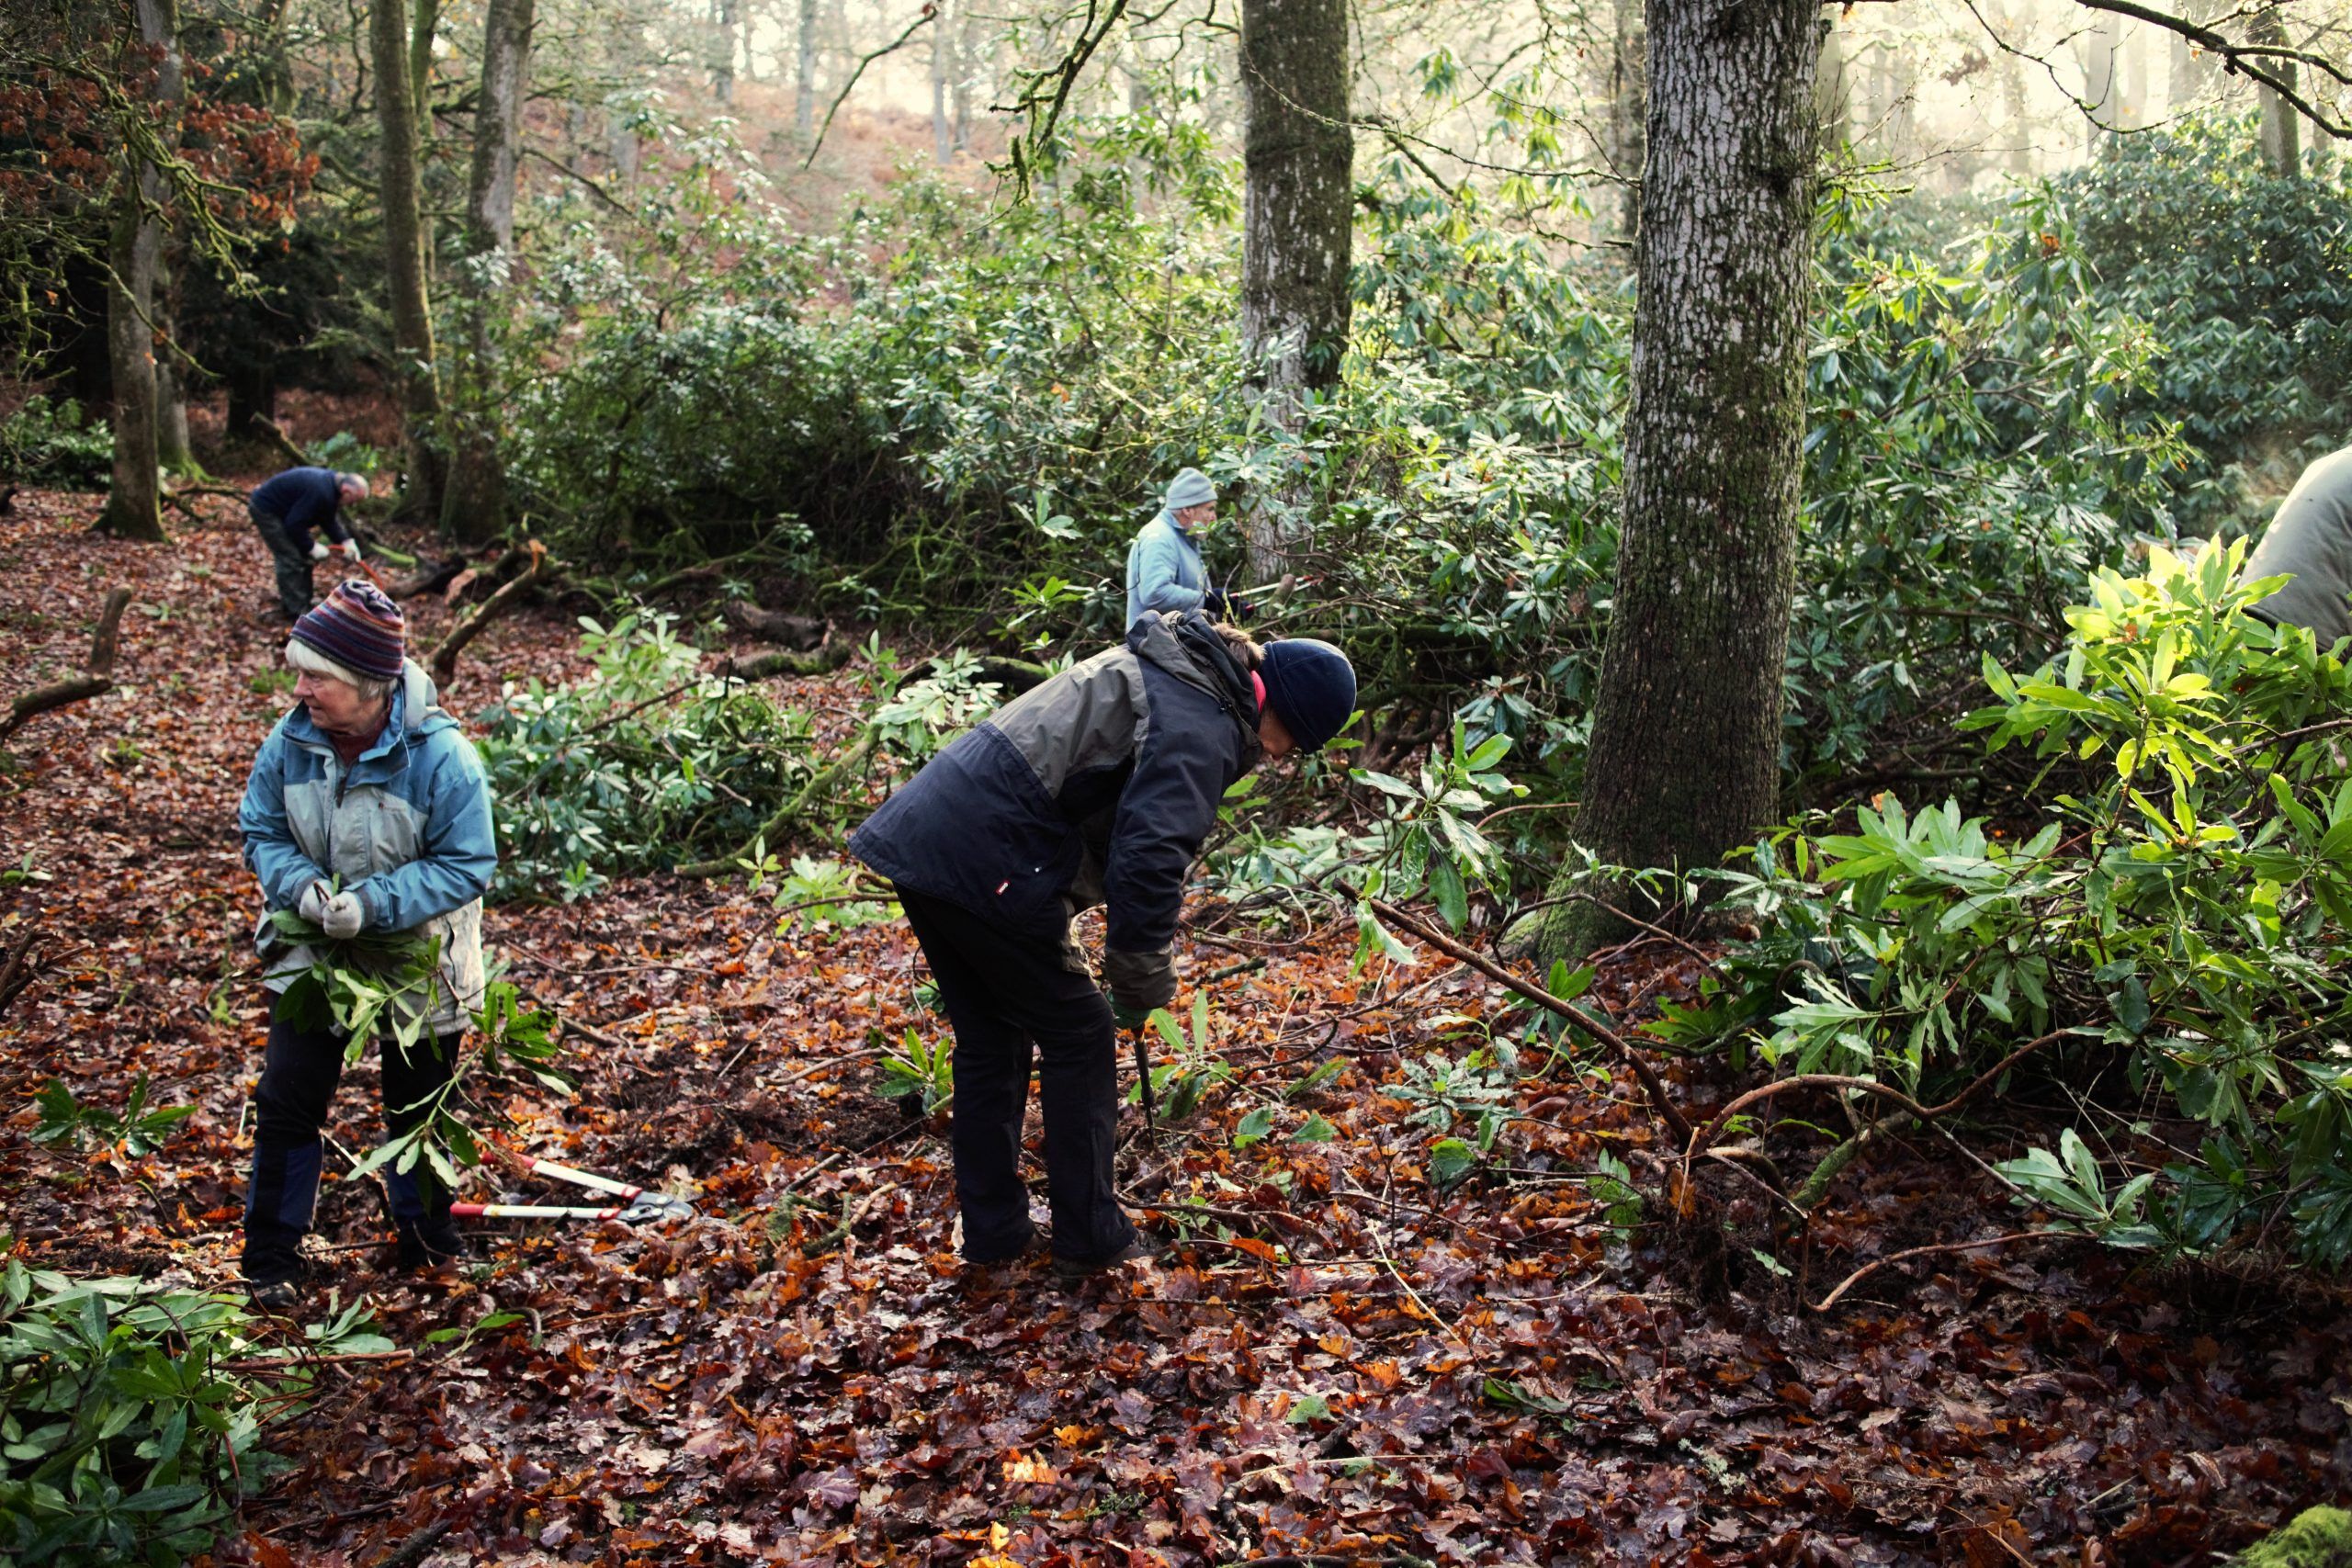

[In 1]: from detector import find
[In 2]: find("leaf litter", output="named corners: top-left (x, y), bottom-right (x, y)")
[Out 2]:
top-left (0, 484), bottom-right (2346, 1565)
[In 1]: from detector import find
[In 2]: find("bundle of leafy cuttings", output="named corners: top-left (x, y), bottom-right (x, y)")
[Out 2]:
top-left (266, 907), bottom-right (571, 1199)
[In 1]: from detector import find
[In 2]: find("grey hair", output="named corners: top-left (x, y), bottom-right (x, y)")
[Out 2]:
top-left (336, 472), bottom-right (370, 500)
top-left (285, 637), bottom-right (394, 703)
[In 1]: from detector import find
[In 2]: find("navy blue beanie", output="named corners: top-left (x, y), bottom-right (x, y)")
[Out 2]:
top-left (1259, 638), bottom-right (1356, 751)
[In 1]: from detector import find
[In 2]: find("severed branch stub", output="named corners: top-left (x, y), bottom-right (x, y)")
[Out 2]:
top-left (427, 540), bottom-right (549, 686)
top-left (0, 587), bottom-right (133, 747)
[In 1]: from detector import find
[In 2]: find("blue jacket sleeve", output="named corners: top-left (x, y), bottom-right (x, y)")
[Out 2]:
top-left (1134, 525), bottom-right (1205, 617)
top-left (352, 735), bottom-right (498, 931)
top-left (238, 728), bottom-right (329, 909)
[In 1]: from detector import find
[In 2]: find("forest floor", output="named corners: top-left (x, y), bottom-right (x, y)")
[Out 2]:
top-left (0, 482), bottom-right (2346, 1567)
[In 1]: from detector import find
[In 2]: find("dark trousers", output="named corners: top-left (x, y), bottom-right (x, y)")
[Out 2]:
top-left (898, 890), bottom-right (1136, 1264)
top-left (251, 506), bottom-right (314, 620)
top-left (242, 1015), bottom-right (461, 1280)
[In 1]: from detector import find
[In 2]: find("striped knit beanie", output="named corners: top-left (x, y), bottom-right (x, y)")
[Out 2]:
top-left (290, 580), bottom-right (405, 682)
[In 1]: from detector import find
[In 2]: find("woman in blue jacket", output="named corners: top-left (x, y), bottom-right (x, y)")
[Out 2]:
top-left (234, 581), bottom-right (497, 1306)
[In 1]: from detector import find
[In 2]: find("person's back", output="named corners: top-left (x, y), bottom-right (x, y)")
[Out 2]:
top-left (2245, 447), bottom-right (2352, 648)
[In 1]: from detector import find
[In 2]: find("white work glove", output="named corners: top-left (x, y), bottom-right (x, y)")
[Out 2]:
top-left (337, 538), bottom-right (363, 562)
top-left (320, 889), bottom-right (366, 941)
top-left (297, 880), bottom-right (333, 925)
top-left (309, 540), bottom-right (331, 561)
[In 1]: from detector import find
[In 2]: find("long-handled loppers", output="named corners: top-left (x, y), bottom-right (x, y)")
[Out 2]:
top-left (452, 1149), bottom-right (695, 1226)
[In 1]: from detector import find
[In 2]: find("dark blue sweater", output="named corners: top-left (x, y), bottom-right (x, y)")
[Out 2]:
top-left (248, 468), bottom-right (351, 549)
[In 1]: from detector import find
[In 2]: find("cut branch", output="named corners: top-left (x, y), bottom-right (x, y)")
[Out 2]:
top-left (675, 726), bottom-right (879, 878)
top-left (427, 541), bottom-right (548, 685)
top-left (0, 588), bottom-right (132, 746)
top-left (801, 9), bottom-right (935, 168)
top-left (1367, 897), bottom-right (1693, 1144)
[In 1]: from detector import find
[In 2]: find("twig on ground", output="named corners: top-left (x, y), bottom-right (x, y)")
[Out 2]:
top-left (1810, 1231), bottom-right (2053, 1313)
top-left (1369, 898), bottom-right (1692, 1145)
top-left (0, 587), bottom-right (131, 745)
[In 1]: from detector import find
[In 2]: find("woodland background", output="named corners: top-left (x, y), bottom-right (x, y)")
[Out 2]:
top-left (4, 0), bottom-right (2352, 1562)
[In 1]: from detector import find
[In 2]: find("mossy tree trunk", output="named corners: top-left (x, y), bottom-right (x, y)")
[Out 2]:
top-left (373, 0), bottom-right (447, 521)
top-left (1238, 0), bottom-right (1351, 581)
top-left (1526, 0), bottom-right (1821, 964)
top-left (96, 0), bottom-right (181, 542)
top-left (441, 0), bottom-right (532, 546)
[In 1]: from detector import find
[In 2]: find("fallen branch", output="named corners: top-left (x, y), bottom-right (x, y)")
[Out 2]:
top-left (254, 415), bottom-right (311, 468)
top-left (1679, 1027), bottom-right (2078, 1178)
top-left (427, 541), bottom-right (548, 686)
top-left (729, 642), bottom-right (854, 682)
top-left (1809, 1231), bottom-right (2052, 1314)
top-left (0, 925), bottom-right (41, 1022)
top-left (675, 726), bottom-right (879, 879)
top-left (1368, 898), bottom-right (1693, 1145)
top-left (214, 1348), bottom-right (416, 1373)
top-left (0, 587), bottom-right (132, 746)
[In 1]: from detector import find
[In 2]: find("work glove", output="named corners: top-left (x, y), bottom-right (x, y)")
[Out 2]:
top-left (297, 880), bottom-right (334, 927)
top-left (320, 888), bottom-right (366, 941)
top-left (1202, 589), bottom-right (1229, 617)
top-left (309, 540), bottom-right (331, 562)
top-left (336, 538), bottom-right (364, 563)
top-left (1110, 998), bottom-right (1153, 1034)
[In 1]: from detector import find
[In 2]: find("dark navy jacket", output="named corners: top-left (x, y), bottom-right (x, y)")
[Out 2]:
top-left (249, 468), bottom-right (353, 550)
top-left (851, 612), bottom-right (1261, 1008)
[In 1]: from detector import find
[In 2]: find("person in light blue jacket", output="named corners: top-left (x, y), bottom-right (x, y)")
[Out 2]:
top-left (234, 581), bottom-right (497, 1307)
top-left (1125, 468), bottom-right (1232, 630)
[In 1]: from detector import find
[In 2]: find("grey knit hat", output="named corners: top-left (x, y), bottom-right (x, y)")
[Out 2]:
top-left (1163, 468), bottom-right (1216, 512)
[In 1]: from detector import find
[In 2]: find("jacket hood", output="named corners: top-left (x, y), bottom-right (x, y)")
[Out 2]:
top-left (1129, 611), bottom-right (1261, 753)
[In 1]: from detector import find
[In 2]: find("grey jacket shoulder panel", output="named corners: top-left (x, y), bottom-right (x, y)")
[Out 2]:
top-left (2247, 446), bottom-right (2352, 647)
top-left (988, 646), bottom-right (1148, 796)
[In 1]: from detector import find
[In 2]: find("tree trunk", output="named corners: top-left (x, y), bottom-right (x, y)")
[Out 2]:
top-left (1608, 0), bottom-right (1646, 237)
top-left (409, 0), bottom-right (438, 139)
top-left (227, 360), bottom-right (277, 440)
top-left (96, 0), bottom-right (179, 543)
top-left (2083, 13), bottom-right (2118, 155)
top-left (713, 0), bottom-right (738, 104)
top-left (931, 0), bottom-right (952, 164)
top-left (1523, 0), bottom-right (1821, 964)
top-left (96, 188), bottom-right (164, 542)
top-left (795, 0), bottom-right (817, 141)
top-left (1238, 0), bottom-right (1351, 580)
top-left (1813, 12), bottom-right (1847, 159)
top-left (951, 0), bottom-right (973, 150)
top-left (2255, 7), bottom-right (2301, 175)
top-left (373, 0), bottom-right (446, 521)
top-left (441, 0), bottom-right (532, 546)
top-left (2168, 0), bottom-right (2213, 110)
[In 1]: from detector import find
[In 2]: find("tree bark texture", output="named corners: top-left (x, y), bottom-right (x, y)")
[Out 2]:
top-left (97, 0), bottom-right (179, 542)
top-left (1528, 0), bottom-right (1821, 964)
top-left (441, 0), bottom-right (533, 545)
top-left (931, 0), bottom-right (952, 164)
top-left (372, 0), bottom-right (447, 521)
top-left (1238, 0), bottom-right (1351, 578)
top-left (145, 0), bottom-right (192, 477)
top-left (1609, 0), bottom-right (1646, 236)
top-left (712, 0), bottom-right (738, 104)
top-left (795, 0), bottom-right (817, 140)
top-left (2255, 7), bottom-right (2301, 175)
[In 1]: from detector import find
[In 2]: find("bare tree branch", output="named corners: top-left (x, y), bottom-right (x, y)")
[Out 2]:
top-left (801, 6), bottom-right (936, 169)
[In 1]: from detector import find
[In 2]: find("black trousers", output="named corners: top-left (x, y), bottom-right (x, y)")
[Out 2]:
top-left (898, 890), bottom-right (1136, 1264)
top-left (250, 506), bottom-right (314, 620)
top-left (242, 1015), bottom-right (461, 1280)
